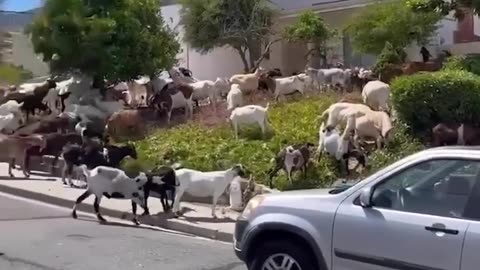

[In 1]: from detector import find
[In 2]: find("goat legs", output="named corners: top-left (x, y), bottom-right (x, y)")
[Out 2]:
top-left (20, 155), bottom-right (30, 178)
top-left (211, 190), bottom-right (223, 219)
top-left (93, 196), bottom-right (107, 223)
top-left (50, 155), bottom-right (59, 174)
top-left (8, 158), bottom-right (15, 177)
top-left (140, 188), bottom-right (151, 216)
top-left (172, 188), bottom-right (185, 217)
top-left (131, 201), bottom-right (140, 225)
top-left (72, 190), bottom-right (92, 219)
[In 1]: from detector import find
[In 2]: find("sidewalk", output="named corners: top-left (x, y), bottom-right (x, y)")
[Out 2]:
top-left (0, 164), bottom-right (238, 243)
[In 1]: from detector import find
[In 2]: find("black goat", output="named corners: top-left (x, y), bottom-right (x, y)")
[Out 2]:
top-left (61, 143), bottom-right (137, 187)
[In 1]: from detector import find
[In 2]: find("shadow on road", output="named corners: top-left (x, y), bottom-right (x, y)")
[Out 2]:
top-left (74, 215), bottom-right (197, 238)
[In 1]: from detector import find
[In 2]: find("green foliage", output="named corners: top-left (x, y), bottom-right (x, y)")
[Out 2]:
top-left (345, 0), bottom-right (441, 55)
top-left (179, 0), bottom-right (274, 71)
top-left (26, 0), bottom-right (180, 81)
top-left (406, 0), bottom-right (480, 18)
top-left (283, 10), bottom-right (336, 44)
top-left (133, 94), bottom-right (422, 190)
top-left (373, 42), bottom-right (406, 74)
top-left (391, 70), bottom-right (480, 135)
top-left (442, 54), bottom-right (480, 75)
top-left (0, 64), bottom-right (34, 84)
top-left (368, 121), bottom-right (424, 172)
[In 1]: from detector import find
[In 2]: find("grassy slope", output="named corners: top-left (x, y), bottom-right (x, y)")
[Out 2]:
top-left (130, 94), bottom-right (424, 191)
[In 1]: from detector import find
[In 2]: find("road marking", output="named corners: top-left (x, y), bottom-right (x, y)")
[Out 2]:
top-left (0, 191), bottom-right (231, 246)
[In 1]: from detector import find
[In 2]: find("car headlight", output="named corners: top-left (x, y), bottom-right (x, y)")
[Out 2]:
top-left (241, 195), bottom-right (265, 219)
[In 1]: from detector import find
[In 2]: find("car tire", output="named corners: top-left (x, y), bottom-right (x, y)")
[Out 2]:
top-left (249, 240), bottom-right (317, 270)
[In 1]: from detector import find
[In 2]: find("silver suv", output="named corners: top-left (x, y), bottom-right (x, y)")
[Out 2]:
top-left (234, 146), bottom-right (480, 270)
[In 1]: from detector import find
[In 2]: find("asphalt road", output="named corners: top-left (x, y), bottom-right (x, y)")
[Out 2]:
top-left (0, 193), bottom-right (246, 270)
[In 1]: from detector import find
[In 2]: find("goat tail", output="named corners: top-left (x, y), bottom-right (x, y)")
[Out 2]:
top-left (265, 102), bottom-right (270, 111)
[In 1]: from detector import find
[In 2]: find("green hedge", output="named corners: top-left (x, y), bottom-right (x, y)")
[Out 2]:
top-left (442, 54), bottom-right (480, 75)
top-left (391, 70), bottom-right (480, 134)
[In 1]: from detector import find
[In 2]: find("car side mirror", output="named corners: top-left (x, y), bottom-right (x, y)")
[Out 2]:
top-left (359, 187), bottom-right (373, 208)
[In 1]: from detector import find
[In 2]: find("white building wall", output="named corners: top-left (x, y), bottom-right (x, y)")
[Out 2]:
top-left (405, 14), bottom-right (457, 62)
top-left (161, 4), bottom-right (248, 81)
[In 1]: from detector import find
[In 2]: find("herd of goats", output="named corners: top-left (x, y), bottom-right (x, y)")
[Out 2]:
top-left (0, 62), bottom-right (470, 223)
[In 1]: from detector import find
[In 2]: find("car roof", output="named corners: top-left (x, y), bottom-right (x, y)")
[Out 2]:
top-left (422, 146), bottom-right (480, 158)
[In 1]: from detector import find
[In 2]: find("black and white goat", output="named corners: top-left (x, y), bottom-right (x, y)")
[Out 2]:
top-left (135, 165), bottom-right (180, 216)
top-left (268, 143), bottom-right (315, 188)
top-left (72, 165), bottom-right (148, 225)
top-left (172, 164), bottom-right (247, 218)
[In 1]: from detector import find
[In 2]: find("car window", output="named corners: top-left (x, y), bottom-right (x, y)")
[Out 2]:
top-left (371, 159), bottom-right (480, 219)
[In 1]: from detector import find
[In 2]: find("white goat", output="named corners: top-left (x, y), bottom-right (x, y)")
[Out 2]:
top-left (320, 102), bottom-right (373, 131)
top-left (226, 84), bottom-right (244, 111)
top-left (72, 165), bottom-right (148, 225)
top-left (172, 164), bottom-right (247, 218)
top-left (362, 80), bottom-right (391, 112)
top-left (0, 113), bottom-right (22, 133)
top-left (273, 75), bottom-right (306, 101)
top-left (214, 77), bottom-right (231, 98)
top-left (229, 103), bottom-right (270, 140)
top-left (191, 80), bottom-right (217, 110)
top-left (0, 100), bottom-right (23, 118)
top-left (44, 77), bottom-right (76, 113)
top-left (306, 67), bottom-right (350, 91)
top-left (229, 67), bottom-right (265, 94)
top-left (344, 109), bottom-right (394, 149)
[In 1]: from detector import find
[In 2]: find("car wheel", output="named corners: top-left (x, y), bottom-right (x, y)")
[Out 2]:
top-left (249, 240), bottom-right (317, 270)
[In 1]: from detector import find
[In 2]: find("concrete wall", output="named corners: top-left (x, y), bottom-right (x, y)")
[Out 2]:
top-left (161, 4), bottom-right (248, 81)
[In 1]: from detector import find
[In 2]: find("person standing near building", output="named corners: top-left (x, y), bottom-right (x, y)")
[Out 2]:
top-left (420, 46), bottom-right (431, 62)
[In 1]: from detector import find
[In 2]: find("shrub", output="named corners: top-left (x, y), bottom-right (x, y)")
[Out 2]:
top-left (442, 54), bottom-right (480, 75)
top-left (132, 94), bottom-right (424, 191)
top-left (373, 42), bottom-right (405, 75)
top-left (391, 70), bottom-right (480, 135)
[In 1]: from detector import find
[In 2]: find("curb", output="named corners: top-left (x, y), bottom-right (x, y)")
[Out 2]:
top-left (0, 183), bottom-right (234, 243)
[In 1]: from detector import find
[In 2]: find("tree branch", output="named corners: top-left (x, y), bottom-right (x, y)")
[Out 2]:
top-left (251, 38), bottom-right (282, 72)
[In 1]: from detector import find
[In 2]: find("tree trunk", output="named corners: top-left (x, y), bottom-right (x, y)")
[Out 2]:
top-left (247, 40), bottom-right (262, 72)
top-left (234, 46), bottom-right (250, 73)
top-left (307, 42), bottom-right (322, 69)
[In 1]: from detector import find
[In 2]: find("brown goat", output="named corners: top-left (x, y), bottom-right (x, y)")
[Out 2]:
top-left (106, 109), bottom-right (148, 140)
top-left (432, 123), bottom-right (480, 147)
top-left (0, 134), bottom-right (47, 177)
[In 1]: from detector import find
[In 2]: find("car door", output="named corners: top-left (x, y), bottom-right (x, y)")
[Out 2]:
top-left (332, 158), bottom-right (478, 270)
top-left (459, 176), bottom-right (480, 270)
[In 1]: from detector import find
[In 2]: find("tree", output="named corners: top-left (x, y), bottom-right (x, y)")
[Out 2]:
top-left (406, 0), bottom-right (480, 18)
top-left (283, 10), bottom-right (336, 68)
top-left (26, 0), bottom-right (180, 82)
top-left (179, 0), bottom-right (276, 72)
top-left (344, 1), bottom-right (441, 56)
